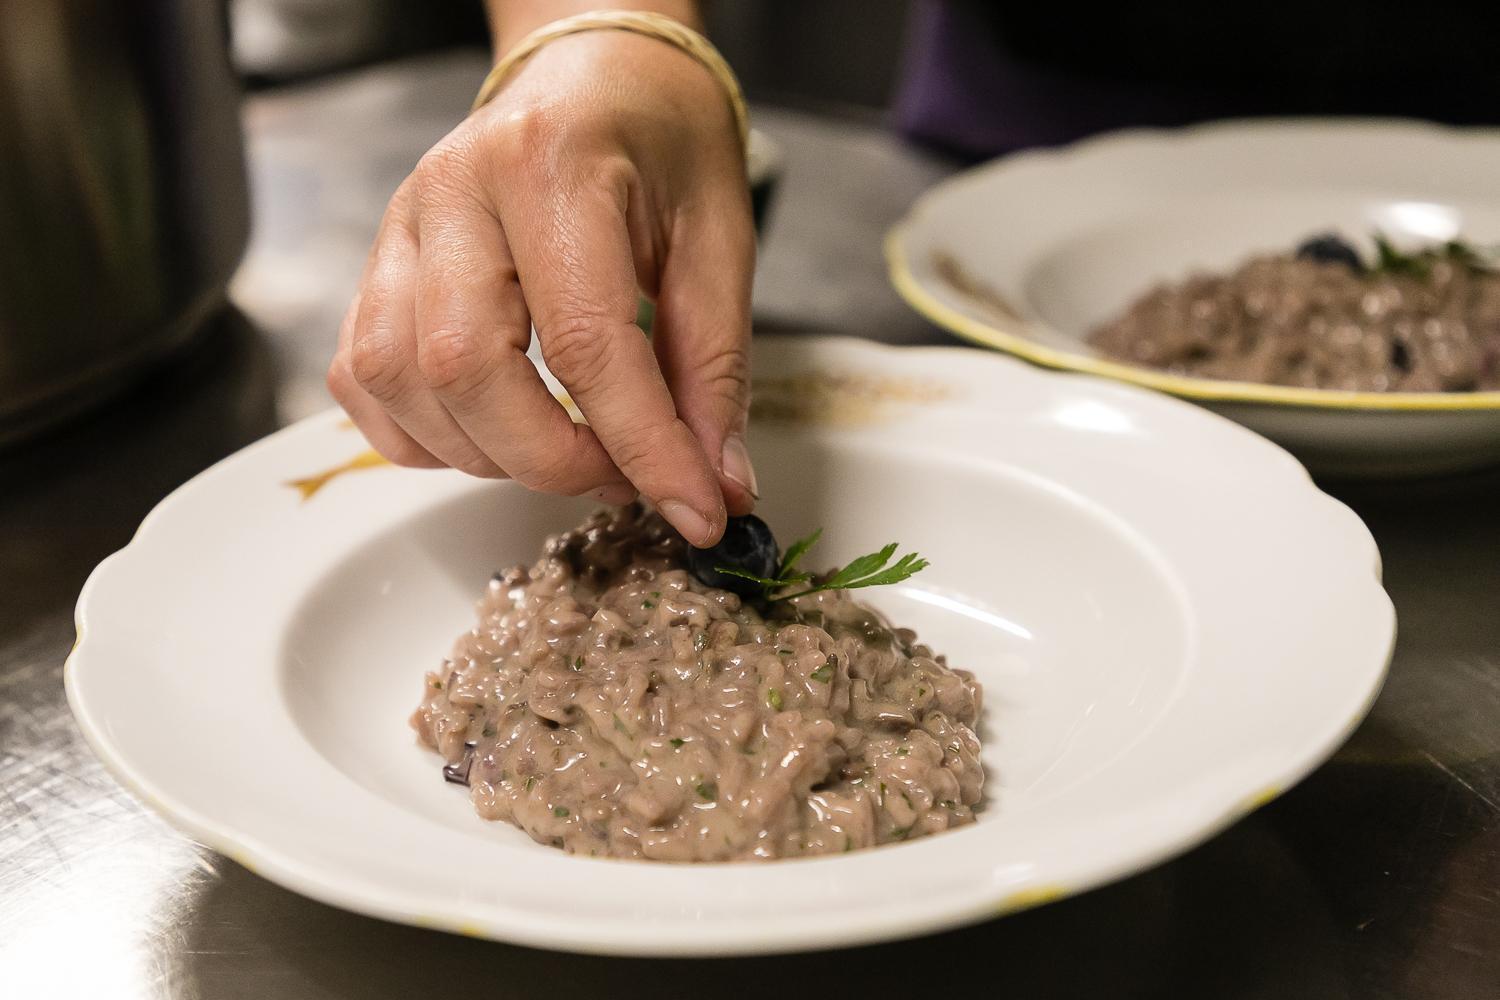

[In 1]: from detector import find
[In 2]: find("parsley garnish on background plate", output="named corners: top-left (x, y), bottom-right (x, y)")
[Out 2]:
top-left (1373, 232), bottom-right (1498, 278)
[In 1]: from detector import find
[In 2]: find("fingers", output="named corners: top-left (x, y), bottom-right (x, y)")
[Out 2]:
top-left (352, 212), bottom-right (509, 478)
top-left (498, 161), bottom-right (728, 545)
top-left (328, 289), bottom-right (445, 469)
top-left (328, 81), bottom-right (751, 536)
top-left (330, 184), bottom-right (503, 477)
top-left (651, 175), bottom-right (758, 515)
top-left (412, 187), bottom-right (635, 501)
top-left (330, 162), bottom-right (635, 504)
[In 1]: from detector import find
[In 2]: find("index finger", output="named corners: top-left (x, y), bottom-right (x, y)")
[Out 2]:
top-left (497, 169), bottom-right (727, 546)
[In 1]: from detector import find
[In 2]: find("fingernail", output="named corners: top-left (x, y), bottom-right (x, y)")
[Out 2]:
top-left (591, 482), bottom-right (638, 506)
top-left (720, 435), bottom-right (759, 498)
top-left (658, 499), bottom-right (719, 547)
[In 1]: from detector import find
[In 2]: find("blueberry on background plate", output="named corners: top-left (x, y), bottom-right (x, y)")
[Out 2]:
top-left (1295, 233), bottom-right (1363, 271)
top-left (687, 515), bottom-right (780, 596)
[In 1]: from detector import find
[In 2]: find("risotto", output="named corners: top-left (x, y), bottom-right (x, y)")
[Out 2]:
top-left (1088, 235), bottom-right (1500, 392)
top-left (410, 504), bottom-right (984, 862)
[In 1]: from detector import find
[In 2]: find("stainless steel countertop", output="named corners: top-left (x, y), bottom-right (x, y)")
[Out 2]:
top-left (2, 50), bottom-right (1496, 1000)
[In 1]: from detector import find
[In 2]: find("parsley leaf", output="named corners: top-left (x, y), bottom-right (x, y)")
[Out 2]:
top-left (778, 528), bottom-right (823, 578)
top-left (1374, 231), bottom-right (1499, 277)
top-left (714, 529), bottom-right (928, 603)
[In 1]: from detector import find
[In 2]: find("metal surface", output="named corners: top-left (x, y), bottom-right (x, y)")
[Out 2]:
top-left (2, 51), bottom-right (1496, 1000)
top-left (0, 0), bottom-right (249, 445)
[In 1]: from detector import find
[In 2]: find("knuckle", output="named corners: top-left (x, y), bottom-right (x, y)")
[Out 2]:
top-left (417, 327), bottom-right (493, 399)
top-left (493, 104), bottom-right (557, 158)
top-left (511, 451), bottom-right (580, 495)
top-left (348, 330), bottom-right (407, 401)
top-left (490, 105), bottom-right (593, 186)
top-left (605, 419), bottom-right (679, 478)
top-left (540, 316), bottom-right (612, 390)
top-left (378, 439), bottom-right (438, 470)
top-left (387, 176), bottom-right (421, 217)
top-left (696, 343), bottom-right (751, 403)
top-left (486, 135), bottom-right (526, 179)
top-left (589, 153), bottom-right (634, 194)
top-left (325, 356), bottom-right (355, 403)
top-left (412, 137), bottom-right (480, 199)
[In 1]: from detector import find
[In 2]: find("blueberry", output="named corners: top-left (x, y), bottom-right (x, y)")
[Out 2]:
top-left (686, 514), bottom-right (780, 596)
top-left (1295, 233), bottom-right (1363, 271)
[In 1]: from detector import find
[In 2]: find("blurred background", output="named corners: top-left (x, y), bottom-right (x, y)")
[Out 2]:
top-left (0, 0), bottom-right (918, 447)
top-left (6, 0), bottom-right (1500, 441)
top-left (228, 0), bottom-right (908, 115)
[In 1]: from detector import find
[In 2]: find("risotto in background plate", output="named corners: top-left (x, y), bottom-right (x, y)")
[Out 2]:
top-left (888, 118), bottom-right (1500, 476)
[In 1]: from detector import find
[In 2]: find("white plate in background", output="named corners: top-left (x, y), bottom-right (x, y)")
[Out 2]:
top-left (67, 335), bottom-right (1393, 955)
top-left (887, 119), bottom-right (1500, 477)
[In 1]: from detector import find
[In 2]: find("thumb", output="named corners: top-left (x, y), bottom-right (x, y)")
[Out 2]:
top-left (652, 185), bottom-right (758, 516)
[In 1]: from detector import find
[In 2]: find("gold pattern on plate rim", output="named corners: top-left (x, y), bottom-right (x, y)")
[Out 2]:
top-left (1239, 784), bottom-right (1283, 814)
top-left (750, 370), bottom-right (953, 426)
top-left (886, 224), bottom-right (1500, 412)
top-left (286, 449), bottom-right (391, 500)
top-left (998, 885), bottom-right (1070, 914)
top-left (298, 376), bottom-right (942, 501)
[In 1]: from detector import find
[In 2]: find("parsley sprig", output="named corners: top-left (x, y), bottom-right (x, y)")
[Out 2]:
top-left (716, 528), bottom-right (929, 603)
top-left (1373, 233), bottom-right (1498, 278)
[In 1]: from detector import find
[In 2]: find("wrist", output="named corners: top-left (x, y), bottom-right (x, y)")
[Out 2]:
top-left (473, 8), bottom-right (747, 151)
top-left (494, 30), bottom-right (710, 106)
top-left (490, 2), bottom-right (703, 60)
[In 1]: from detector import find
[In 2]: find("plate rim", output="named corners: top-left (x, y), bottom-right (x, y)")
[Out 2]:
top-left (64, 334), bottom-right (1397, 955)
top-left (886, 116), bottom-right (1500, 414)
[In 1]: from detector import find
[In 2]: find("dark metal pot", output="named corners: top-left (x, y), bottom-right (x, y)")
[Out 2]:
top-left (0, 0), bottom-right (249, 445)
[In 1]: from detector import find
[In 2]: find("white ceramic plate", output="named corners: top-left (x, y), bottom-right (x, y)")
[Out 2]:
top-left (67, 335), bottom-right (1394, 956)
top-left (887, 119), bottom-right (1500, 477)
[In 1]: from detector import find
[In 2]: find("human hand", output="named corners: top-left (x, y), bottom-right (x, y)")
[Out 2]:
top-left (327, 29), bottom-right (756, 545)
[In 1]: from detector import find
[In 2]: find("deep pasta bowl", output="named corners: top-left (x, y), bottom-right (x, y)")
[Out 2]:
top-left (887, 119), bottom-right (1500, 476)
top-left (66, 335), bottom-right (1394, 956)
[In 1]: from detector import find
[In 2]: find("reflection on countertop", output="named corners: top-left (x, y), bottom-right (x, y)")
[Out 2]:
top-left (1, 308), bottom-right (277, 997)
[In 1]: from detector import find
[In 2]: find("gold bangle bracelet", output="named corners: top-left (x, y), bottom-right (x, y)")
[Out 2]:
top-left (471, 9), bottom-right (749, 151)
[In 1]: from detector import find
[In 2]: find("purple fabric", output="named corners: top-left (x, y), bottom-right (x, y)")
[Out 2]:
top-left (892, 1), bottom-right (1239, 157)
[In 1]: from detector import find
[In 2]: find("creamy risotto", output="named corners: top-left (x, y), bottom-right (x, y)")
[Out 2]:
top-left (411, 504), bottom-right (984, 862)
top-left (1089, 235), bottom-right (1500, 392)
